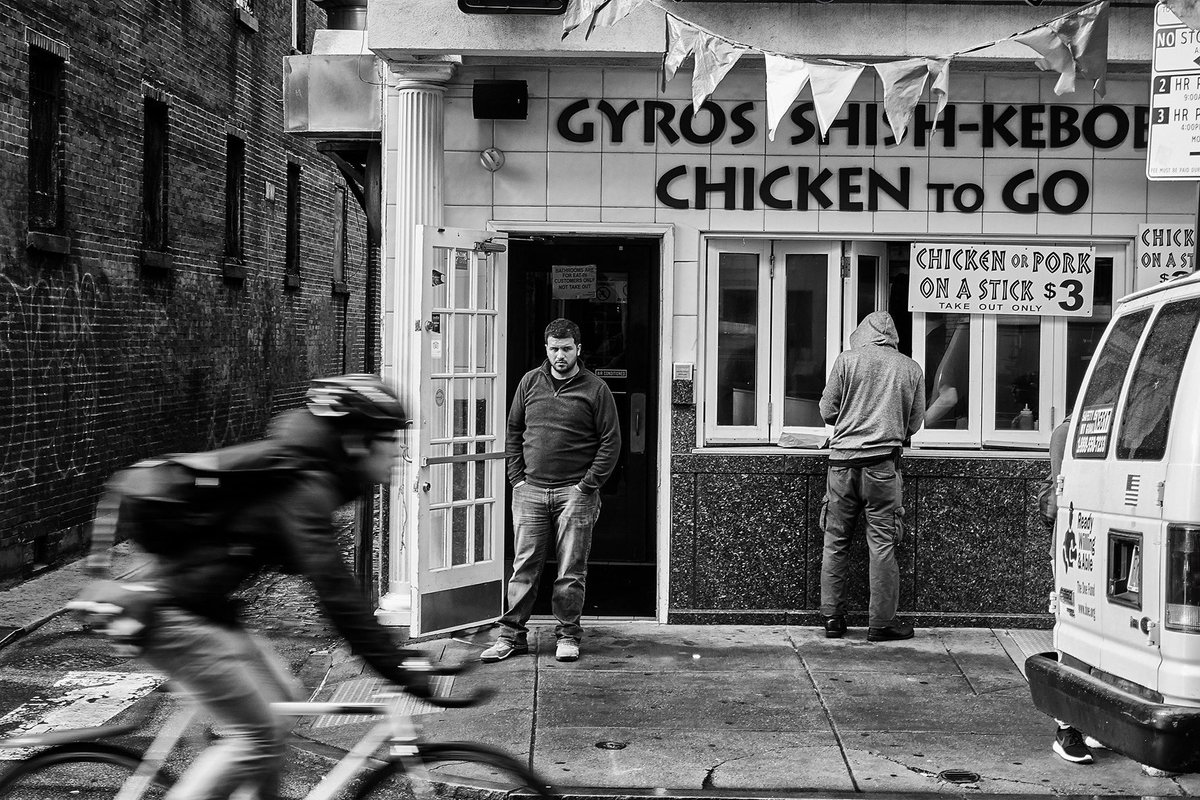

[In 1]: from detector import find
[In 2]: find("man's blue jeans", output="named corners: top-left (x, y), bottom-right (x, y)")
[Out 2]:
top-left (500, 483), bottom-right (601, 644)
top-left (142, 606), bottom-right (302, 800)
top-left (819, 460), bottom-right (904, 628)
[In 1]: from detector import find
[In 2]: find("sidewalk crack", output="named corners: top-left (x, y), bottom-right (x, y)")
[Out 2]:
top-left (786, 629), bottom-right (860, 792)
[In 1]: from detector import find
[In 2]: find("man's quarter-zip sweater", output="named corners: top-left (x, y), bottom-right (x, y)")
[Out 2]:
top-left (505, 361), bottom-right (621, 493)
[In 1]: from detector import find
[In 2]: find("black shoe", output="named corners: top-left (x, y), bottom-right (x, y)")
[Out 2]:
top-left (867, 621), bottom-right (915, 642)
top-left (1053, 726), bottom-right (1094, 764)
top-left (823, 616), bottom-right (847, 638)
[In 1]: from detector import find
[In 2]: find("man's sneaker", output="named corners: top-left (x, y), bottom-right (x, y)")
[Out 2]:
top-left (823, 616), bottom-right (847, 639)
top-left (867, 621), bottom-right (915, 642)
top-left (555, 639), bottom-right (580, 662)
top-left (1053, 726), bottom-right (1094, 764)
top-left (480, 640), bottom-right (528, 663)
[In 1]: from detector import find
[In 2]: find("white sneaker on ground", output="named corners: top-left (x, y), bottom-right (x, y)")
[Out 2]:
top-left (1083, 735), bottom-right (1106, 750)
top-left (480, 639), bottom-right (528, 663)
top-left (555, 639), bottom-right (580, 662)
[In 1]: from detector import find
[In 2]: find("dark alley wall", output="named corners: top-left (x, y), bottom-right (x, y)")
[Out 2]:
top-left (0, 0), bottom-right (373, 582)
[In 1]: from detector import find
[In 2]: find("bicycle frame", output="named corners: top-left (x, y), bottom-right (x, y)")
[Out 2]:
top-left (3, 692), bottom-right (429, 800)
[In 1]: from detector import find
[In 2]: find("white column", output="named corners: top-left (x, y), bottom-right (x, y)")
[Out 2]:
top-left (376, 59), bottom-right (456, 627)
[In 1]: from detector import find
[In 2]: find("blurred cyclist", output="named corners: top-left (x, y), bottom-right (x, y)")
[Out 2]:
top-left (96, 374), bottom-right (428, 800)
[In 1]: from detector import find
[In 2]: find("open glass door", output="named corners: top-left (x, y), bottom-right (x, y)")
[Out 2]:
top-left (412, 226), bottom-right (507, 637)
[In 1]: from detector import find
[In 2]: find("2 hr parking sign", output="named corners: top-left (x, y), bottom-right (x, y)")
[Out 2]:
top-left (1148, 2), bottom-right (1200, 179)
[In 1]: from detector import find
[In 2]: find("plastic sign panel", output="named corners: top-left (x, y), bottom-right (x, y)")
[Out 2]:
top-left (1136, 223), bottom-right (1197, 289)
top-left (908, 243), bottom-right (1095, 317)
top-left (1148, 2), bottom-right (1200, 179)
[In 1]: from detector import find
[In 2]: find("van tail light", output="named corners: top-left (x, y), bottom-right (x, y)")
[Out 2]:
top-left (1166, 525), bottom-right (1200, 633)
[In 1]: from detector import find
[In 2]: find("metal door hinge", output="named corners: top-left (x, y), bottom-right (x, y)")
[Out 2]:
top-left (1157, 480), bottom-right (1165, 507)
top-left (840, 256), bottom-right (851, 278)
top-left (768, 252), bottom-right (776, 279)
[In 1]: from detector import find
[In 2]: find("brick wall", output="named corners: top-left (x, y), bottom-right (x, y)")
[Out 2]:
top-left (0, 0), bottom-right (373, 582)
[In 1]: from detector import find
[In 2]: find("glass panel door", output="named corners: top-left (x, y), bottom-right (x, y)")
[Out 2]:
top-left (413, 226), bottom-right (507, 636)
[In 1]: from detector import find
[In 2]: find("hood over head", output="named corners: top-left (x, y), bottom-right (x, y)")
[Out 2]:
top-left (849, 311), bottom-right (899, 350)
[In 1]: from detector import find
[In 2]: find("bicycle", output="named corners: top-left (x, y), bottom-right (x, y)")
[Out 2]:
top-left (0, 606), bottom-right (555, 800)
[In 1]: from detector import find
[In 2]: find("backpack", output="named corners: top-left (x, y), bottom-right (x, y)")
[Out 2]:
top-left (99, 441), bottom-right (311, 557)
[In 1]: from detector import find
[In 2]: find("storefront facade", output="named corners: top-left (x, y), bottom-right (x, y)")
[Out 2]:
top-left (363, 2), bottom-right (1169, 633)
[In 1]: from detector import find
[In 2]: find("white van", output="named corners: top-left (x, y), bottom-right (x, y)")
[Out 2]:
top-left (1027, 271), bottom-right (1200, 773)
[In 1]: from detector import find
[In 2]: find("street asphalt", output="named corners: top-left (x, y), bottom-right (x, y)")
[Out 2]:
top-left (1, 545), bottom-right (1198, 798)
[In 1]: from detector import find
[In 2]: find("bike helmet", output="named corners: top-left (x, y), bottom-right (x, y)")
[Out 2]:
top-left (305, 374), bottom-right (408, 431)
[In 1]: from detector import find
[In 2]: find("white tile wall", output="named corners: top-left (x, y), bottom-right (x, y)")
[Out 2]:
top-left (671, 314), bottom-right (699, 363)
top-left (672, 260), bottom-right (700, 315)
top-left (494, 152), bottom-right (547, 206)
top-left (601, 152), bottom-right (658, 208)
top-left (445, 151), bottom-right (493, 207)
top-left (1093, 159), bottom-right (1149, 215)
top-left (547, 151), bottom-right (602, 206)
top-left (497, 101), bottom-right (548, 153)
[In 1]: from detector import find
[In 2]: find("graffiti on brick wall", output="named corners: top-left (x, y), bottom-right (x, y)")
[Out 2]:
top-left (0, 272), bottom-right (106, 488)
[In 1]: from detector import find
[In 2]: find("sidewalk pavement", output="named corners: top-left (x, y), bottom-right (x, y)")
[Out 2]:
top-left (4, 552), bottom-right (1200, 797)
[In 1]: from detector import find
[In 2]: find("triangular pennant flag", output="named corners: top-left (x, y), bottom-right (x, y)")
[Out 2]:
top-left (691, 33), bottom-right (745, 113)
top-left (663, 15), bottom-right (701, 86)
top-left (874, 58), bottom-right (930, 143)
top-left (562, 0), bottom-right (609, 40)
top-left (927, 58), bottom-right (951, 127)
top-left (764, 54), bottom-right (811, 141)
top-left (1014, 25), bottom-right (1078, 95)
top-left (587, 0), bottom-right (643, 38)
top-left (1058, 0), bottom-right (1109, 97)
top-left (1165, 0), bottom-right (1200, 31)
top-left (807, 61), bottom-right (865, 138)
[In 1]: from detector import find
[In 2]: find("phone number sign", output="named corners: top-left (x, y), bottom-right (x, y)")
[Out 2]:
top-left (1148, 2), bottom-right (1200, 180)
top-left (908, 243), bottom-right (1095, 317)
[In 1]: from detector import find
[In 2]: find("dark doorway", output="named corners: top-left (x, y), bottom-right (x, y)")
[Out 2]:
top-left (505, 236), bottom-right (659, 617)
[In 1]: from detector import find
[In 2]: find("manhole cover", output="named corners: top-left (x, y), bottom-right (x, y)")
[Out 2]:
top-left (595, 741), bottom-right (628, 750)
top-left (938, 769), bottom-right (980, 784)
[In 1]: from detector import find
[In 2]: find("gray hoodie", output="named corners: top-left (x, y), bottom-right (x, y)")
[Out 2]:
top-left (820, 312), bottom-right (925, 462)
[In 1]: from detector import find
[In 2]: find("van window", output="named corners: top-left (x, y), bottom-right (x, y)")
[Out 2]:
top-left (1116, 298), bottom-right (1200, 461)
top-left (1072, 309), bottom-right (1151, 459)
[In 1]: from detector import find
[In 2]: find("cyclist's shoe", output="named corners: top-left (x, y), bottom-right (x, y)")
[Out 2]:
top-left (1053, 725), bottom-right (1094, 764)
top-left (481, 639), bottom-right (528, 663)
top-left (823, 615), bottom-right (846, 638)
top-left (555, 639), bottom-right (580, 662)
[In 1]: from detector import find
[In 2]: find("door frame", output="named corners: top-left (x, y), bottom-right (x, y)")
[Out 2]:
top-left (488, 221), bottom-right (675, 623)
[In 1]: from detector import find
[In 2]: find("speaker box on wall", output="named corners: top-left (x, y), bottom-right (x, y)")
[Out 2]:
top-left (472, 80), bottom-right (529, 120)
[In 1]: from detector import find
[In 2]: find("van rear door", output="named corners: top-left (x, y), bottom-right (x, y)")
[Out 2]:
top-left (1057, 309), bottom-right (1152, 671)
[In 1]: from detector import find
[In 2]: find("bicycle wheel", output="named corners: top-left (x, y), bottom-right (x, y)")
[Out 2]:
top-left (353, 742), bottom-right (556, 800)
top-left (0, 743), bottom-right (170, 800)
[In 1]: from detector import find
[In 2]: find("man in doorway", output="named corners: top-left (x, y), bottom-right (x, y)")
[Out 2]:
top-left (481, 318), bottom-right (621, 663)
top-left (818, 311), bottom-right (925, 642)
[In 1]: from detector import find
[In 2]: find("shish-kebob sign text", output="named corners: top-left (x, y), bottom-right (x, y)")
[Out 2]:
top-left (553, 98), bottom-right (1146, 214)
top-left (907, 243), bottom-right (1096, 317)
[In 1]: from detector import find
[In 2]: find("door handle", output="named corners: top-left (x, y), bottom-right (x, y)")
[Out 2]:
top-left (630, 393), bottom-right (646, 454)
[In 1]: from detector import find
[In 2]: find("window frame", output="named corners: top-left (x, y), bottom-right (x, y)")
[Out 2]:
top-left (703, 237), bottom-right (840, 445)
top-left (28, 45), bottom-right (64, 232)
top-left (142, 97), bottom-right (169, 252)
top-left (285, 161), bottom-right (302, 288)
top-left (699, 236), bottom-right (1132, 452)
top-left (332, 184), bottom-right (347, 284)
top-left (224, 134), bottom-right (246, 260)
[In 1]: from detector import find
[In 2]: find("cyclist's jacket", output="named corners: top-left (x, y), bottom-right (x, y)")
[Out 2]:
top-left (146, 408), bottom-right (415, 687)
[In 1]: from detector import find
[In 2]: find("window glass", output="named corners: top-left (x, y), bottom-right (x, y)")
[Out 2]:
top-left (923, 314), bottom-right (971, 430)
top-left (994, 315), bottom-right (1040, 431)
top-left (28, 47), bottom-right (63, 231)
top-left (855, 255), bottom-right (877, 327)
top-left (1116, 298), bottom-right (1200, 461)
top-left (715, 252), bottom-right (758, 426)
top-left (225, 135), bottom-right (245, 258)
top-left (1066, 257), bottom-right (1114, 410)
top-left (1072, 309), bottom-right (1150, 458)
top-left (143, 98), bottom-right (169, 250)
top-left (285, 162), bottom-right (301, 282)
top-left (783, 254), bottom-right (828, 427)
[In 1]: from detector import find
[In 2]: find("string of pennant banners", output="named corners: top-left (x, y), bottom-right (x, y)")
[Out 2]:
top-left (559, 0), bottom-right (1132, 145)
